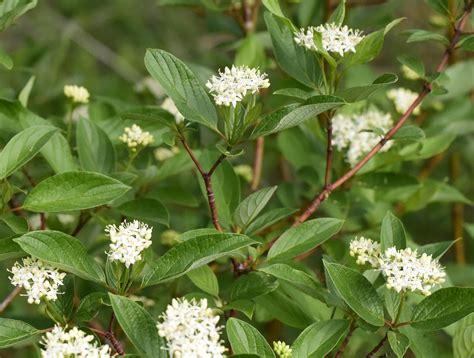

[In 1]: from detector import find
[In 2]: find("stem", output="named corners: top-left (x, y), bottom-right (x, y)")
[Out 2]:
top-left (251, 137), bottom-right (264, 191)
top-left (125, 150), bottom-right (140, 171)
top-left (366, 333), bottom-right (388, 358)
top-left (394, 293), bottom-right (405, 325)
top-left (293, 3), bottom-right (472, 226)
top-left (0, 287), bottom-right (22, 313)
top-left (324, 116), bottom-right (333, 188)
top-left (335, 321), bottom-right (356, 358)
top-left (66, 102), bottom-right (74, 142)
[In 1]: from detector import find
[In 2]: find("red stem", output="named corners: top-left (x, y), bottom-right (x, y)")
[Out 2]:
top-left (0, 286), bottom-right (22, 313)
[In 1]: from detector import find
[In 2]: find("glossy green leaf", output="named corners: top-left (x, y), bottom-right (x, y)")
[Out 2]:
top-left (397, 54), bottom-right (425, 78)
top-left (0, 237), bottom-right (24, 261)
top-left (245, 207), bottom-right (298, 236)
top-left (0, 215), bottom-right (28, 234)
top-left (411, 287), bottom-right (474, 330)
top-left (453, 313), bottom-right (474, 358)
top-left (418, 239), bottom-right (457, 259)
top-left (388, 331), bottom-right (410, 358)
top-left (15, 230), bottom-right (106, 284)
top-left (380, 211), bottom-right (406, 250)
top-left (23, 171), bottom-right (130, 212)
top-left (0, 0), bottom-right (38, 32)
top-left (75, 292), bottom-right (110, 322)
top-left (227, 318), bottom-right (275, 357)
top-left (335, 73), bottom-right (398, 102)
top-left (328, 0), bottom-right (345, 25)
top-left (117, 198), bottom-right (169, 226)
top-left (143, 232), bottom-right (256, 286)
top-left (76, 117), bottom-right (116, 174)
top-left (324, 261), bottom-right (384, 326)
top-left (0, 46), bottom-right (13, 69)
top-left (0, 318), bottom-right (39, 348)
top-left (406, 29), bottom-right (449, 45)
top-left (109, 293), bottom-right (166, 357)
top-left (145, 49), bottom-right (218, 130)
top-left (187, 265), bottom-right (219, 296)
top-left (231, 272), bottom-right (278, 301)
top-left (233, 186), bottom-right (277, 228)
top-left (268, 218), bottom-right (344, 262)
top-left (0, 125), bottom-right (57, 180)
top-left (291, 320), bottom-right (350, 358)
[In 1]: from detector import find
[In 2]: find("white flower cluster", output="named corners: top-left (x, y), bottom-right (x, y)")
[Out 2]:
top-left (64, 85), bottom-right (90, 104)
top-left (157, 298), bottom-right (226, 358)
top-left (349, 237), bottom-right (381, 268)
top-left (332, 109), bottom-right (393, 167)
top-left (387, 88), bottom-right (421, 115)
top-left (294, 23), bottom-right (364, 56)
top-left (206, 65), bottom-right (270, 107)
top-left (161, 97), bottom-right (185, 124)
top-left (119, 124), bottom-right (154, 151)
top-left (105, 220), bottom-right (153, 268)
top-left (380, 247), bottom-right (446, 296)
top-left (41, 325), bottom-right (111, 358)
top-left (349, 238), bottom-right (446, 296)
top-left (9, 257), bottom-right (66, 304)
top-left (273, 341), bottom-right (292, 358)
top-left (154, 146), bottom-right (179, 162)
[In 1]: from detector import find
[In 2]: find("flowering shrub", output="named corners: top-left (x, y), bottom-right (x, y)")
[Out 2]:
top-left (0, 0), bottom-right (473, 357)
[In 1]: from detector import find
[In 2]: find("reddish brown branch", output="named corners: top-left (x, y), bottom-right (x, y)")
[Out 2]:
top-left (366, 333), bottom-right (388, 357)
top-left (335, 321), bottom-right (356, 358)
top-left (293, 3), bottom-right (472, 226)
top-left (324, 119), bottom-right (333, 188)
top-left (90, 327), bottom-right (125, 356)
top-left (251, 137), bottom-right (264, 191)
top-left (0, 286), bottom-right (22, 313)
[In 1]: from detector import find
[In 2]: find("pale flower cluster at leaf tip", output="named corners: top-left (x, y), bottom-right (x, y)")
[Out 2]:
top-left (273, 341), bottom-right (292, 358)
top-left (332, 109), bottom-right (393, 167)
top-left (157, 298), bottom-right (226, 358)
top-left (387, 87), bottom-right (421, 115)
top-left (349, 236), bottom-right (381, 268)
top-left (294, 23), bottom-right (365, 56)
top-left (161, 97), bottom-right (185, 124)
top-left (206, 65), bottom-right (270, 107)
top-left (9, 257), bottom-right (66, 304)
top-left (40, 324), bottom-right (111, 358)
top-left (119, 124), bottom-right (154, 151)
top-left (105, 219), bottom-right (153, 268)
top-left (63, 85), bottom-right (90, 104)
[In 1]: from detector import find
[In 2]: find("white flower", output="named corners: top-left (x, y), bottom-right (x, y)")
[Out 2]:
top-left (119, 124), bottom-right (154, 151)
top-left (161, 97), bottom-right (185, 124)
top-left (206, 65), bottom-right (270, 107)
top-left (157, 298), bottom-right (226, 357)
top-left (332, 109), bottom-right (393, 167)
top-left (41, 325), bottom-right (111, 358)
top-left (154, 147), bottom-right (179, 162)
top-left (294, 23), bottom-right (364, 56)
top-left (273, 341), bottom-right (292, 358)
top-left (64, 85), bottom-right (90, 104)
top-left (379, 247), bottom-right (446, 296)
top-left (9, 257), bottom-right (66, 305)
top-left (350, 237), bottom-right (382, 268)
top-left (105, 220), bottom-right (153, 268)
top-left (387, 88), bottom-right (421, 115)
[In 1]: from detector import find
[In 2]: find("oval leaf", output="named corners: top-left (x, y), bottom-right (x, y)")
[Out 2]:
top-left (227, 318), bottom-right (275, 357)
top-left (0, 318), bottom-right (39, 348)
top-left (23, 171), bottom-right (130, 212)
top-left (117, 198), bottom-right (169, 226)
top-left (14, 230), bottom-right (105, 284)
top-left (233, 186), bottom-right (277, 228)
top-left (380, 211), bottom-right (406, 250)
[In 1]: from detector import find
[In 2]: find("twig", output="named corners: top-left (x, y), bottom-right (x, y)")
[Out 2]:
top-left (179, 136), bottom-right (225, 232)
top-left (293, 3), bottom-right (472, 226)
top-left (324, 118), bottom-right (333, 188)
top-left (0, 287), bottom-right (22, 313)
top-left (71, 212), bottom-right (91, 236)
top-left (335, 321), bottom-right (356, 358)
top-left (251, 137), bottom-right (264, 191)
top-left (366, 333), bottom-right (388, 357)
top-left (89, 327), bottom-right (125, 356)
top-left (451, 152), bottom-right (466, 264)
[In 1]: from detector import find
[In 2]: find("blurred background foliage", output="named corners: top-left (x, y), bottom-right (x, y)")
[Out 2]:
top-left (0, 0), bottom-right (473, 356)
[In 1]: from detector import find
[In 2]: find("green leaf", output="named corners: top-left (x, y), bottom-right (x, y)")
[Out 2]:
top-left (226, 318), bottom-right (276, 357)
top-left (143, 232), bottom-right (256, 286)
top-left (0, 0), bottom-right (38, 32)
top-left (15, 230), bottom-right (106, 284)
top-left (273, 88), bottom-right (314, 101)
top-left (397, 55), bottom-right (425, 78)
top-left (144, 49), bottom-right (218, 131)
top-left (262, 0), bottom-right (285, 17)
top-left (264, 12), bottom-right (321, 88)
top-left (0, 318), bottom-right (39, 348)
top-left (0, 46), bottom-right (13, 69)
top-left (233, 186), bottom-right (277, 228)
top-left (235, 33), bottom-right (266, 69)
top-left (76, 117), bottom-right (116, 174)
top-left (75, 292), bottom-right (110, 322)
top-left (0, 215), bottom-right (28, 234)
top-left (346, 18), bottom-right (404, 66)
top-left (0, 237), bottom-right (24, 261)
top-left (328, 0), bottom-right (345, 25)
top-left (231, 272), bottom-right (279, 301)
top-left (406, 29), bottom-right (449, 45)
top-left (268, 218), bottom-right (344, 262)
top-left (459, 34), bottom-right (474, 52)
top-left (400, 134), bottom-right (456, 160)
top-left (324, 261), bottom-right (384, 326)
top-left (383, 286), bottom-right (401, 321)
top-left (251, 96), bottom-right (345, 138)
top-left (425, 0), bottom-right (450, 15)
top-left (291, 320), bottom-right (350, 358)
top-left (18, 75), bottom-right (35, 107)
top-left (47, 275), bottom-right (75, 324)
top-left (260, 264), bottom-right (326, 302)
top-left (418, 239), bottom-right (457, 259)
top-left (411, 287), bottom-right (474, 330)
top-left (392, 125), bottom-right (425, 141)
top-left (109, 293), bottom-right (166, 357)
top-left (23, 171), bottom-right (130, 212)
top-left (117, 198), bottom-right (169, 226)
top-left (380, 211), bottom-right (406, 250)
top-left (388, 331), bottom-right (410, 358)
top-left (0, 125), bottom-right (57, 180)
top-left (187, 265), bottom-right (219, 296)
top-left (334, 73), bottom-right (398, 102)
top-left (245, 207), bottom-right (298, 236)
top-left (453, 313), bottom-right (474, 358)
